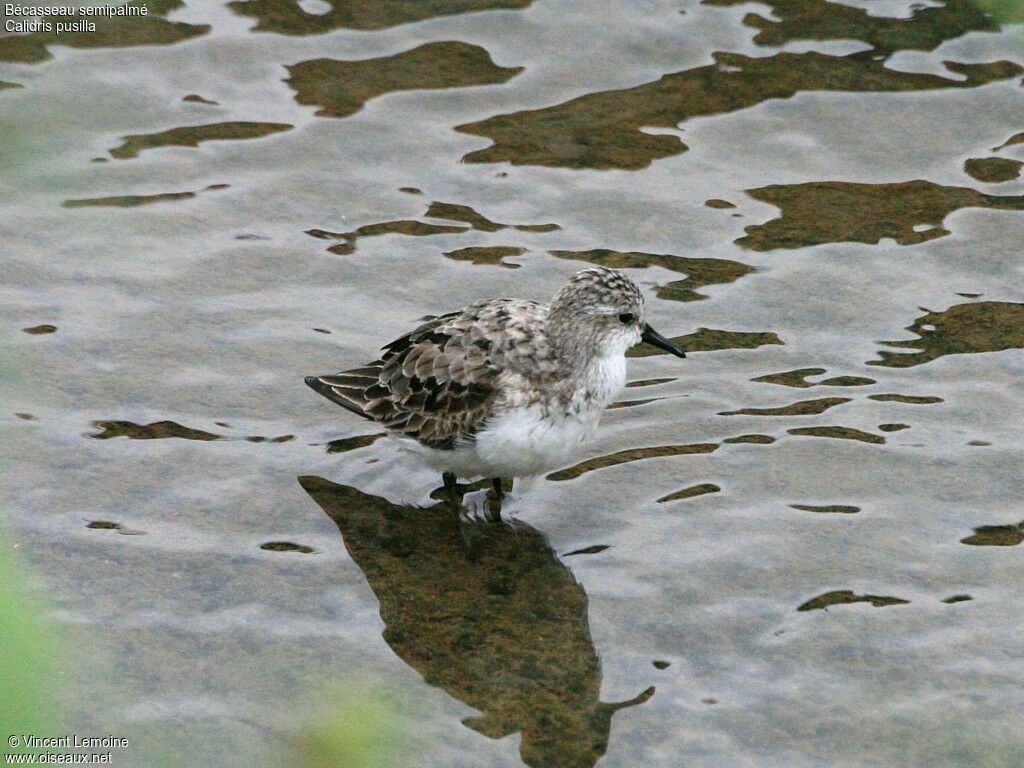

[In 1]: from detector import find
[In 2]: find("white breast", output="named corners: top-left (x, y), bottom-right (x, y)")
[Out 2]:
top-left (399, 353), bottom-right (627, 480)
top-left (472, 352), bottom-right (626, 477)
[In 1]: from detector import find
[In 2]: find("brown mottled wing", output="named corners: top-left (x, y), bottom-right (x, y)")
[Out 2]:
top-left (306, 302), bottom-right (548, 449)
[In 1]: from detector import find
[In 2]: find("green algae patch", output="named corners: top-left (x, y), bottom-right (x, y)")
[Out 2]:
top-left (608, 398), bottom-right (661, 410)
top-left (444, 246), bottom-right (526, 269)
top-left (229, 0), bottom-right (532, 35)
top-left (993, 132), bottom-right (1024, 151)
top-left (548, 443), bottom-right (719, 481)
top-left (867, 394), bottom-right (944, 404)
top-left (819, 376), bottom-right (874, 387)
top-left (870, 301), bottom-right (1024, 368)
top-left (719, 397), bottom-right (850, 417)
top-left (0, 0), bottom-right (209, 64)
top-left (456, 53), bottom-right (1020, 170)
top-left (63, 184), bottom-right (228, 208)
top-left (260, 541), bottom-right (316, 553)
top-left (878, 423), bottom-right (910, 432)
top-left (286, 42), bottom-right (522, 119)
top-left (626, 377), bottom-right (675, 388)
top-left (1, 81), bottom-right (23, 90)
top-left (89, 420), bottom-right (221, 441)
top-left (308, 221), bottom-right (468, 255)
top-left (960, 522), bottom-right (1024, 546)
top-left (629, 328), bottom-right (783, 358)
top-left (738, 180), bottom-right (1024, 251)
top-left (22, 324), bottom-right (57, 335)
top-left (550, 249), bottom-right (754, 303)
top-left (942, 594), bottom-right (973, 604)
top-left (308, 201), bottom-right (555, 255)
top-left (326, 434), bottom-right (386, 453)
top-left (658, 483), bottom-right (721, 502)
top-left (88, 420), bottom-right (294, 443)
top-left (750, 369), bottom-right (875, 388)
top-left (798, 589), bottom-right (909, 611)
top-left (109, 121), bottom-right (293, 159)
top-left (563, 544), bottom-right (610, 557)
top-left (964, 157), bottom-right (1023, 183)
top-left (723, 434), bottom-right (776, 444)
top-left (182, 94), bottom-right (219, 105)
top-left (703, 0), bottom-right (994, 55)
top-left (790, 503), bottom-right (860, 514)
top-left (428, 202), bottom-right (558, 233)
top-left (787, 426), bottom-right (885, 444)
top-left (752, 367), bottom-right (825, 388)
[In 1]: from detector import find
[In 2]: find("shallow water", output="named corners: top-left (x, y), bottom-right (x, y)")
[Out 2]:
top-left (2, 1), bottom-right (1024, 766)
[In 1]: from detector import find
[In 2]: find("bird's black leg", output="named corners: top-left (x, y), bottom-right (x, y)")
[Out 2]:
top-left (490, 477), bottom-right (504, 499)
top-left (443, 472), bottom-right (459, 511)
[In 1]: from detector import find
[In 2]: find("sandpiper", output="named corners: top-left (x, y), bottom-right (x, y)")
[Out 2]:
top-left (305, 267), bottom-right (685, 503)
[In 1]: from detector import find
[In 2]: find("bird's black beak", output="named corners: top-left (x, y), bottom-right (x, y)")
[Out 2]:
top-left (641, 324), bottom-right (686, 358)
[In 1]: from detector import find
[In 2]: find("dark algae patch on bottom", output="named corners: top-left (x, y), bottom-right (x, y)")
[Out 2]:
top-left (108, 121), bottom-right (292, 159)
top-left (960, 522), bottom-right (1024, 546)
top-left (719, 397), bottom-right (850, 416)
top-left (426, 201), bottom-right (559, 233)
top-left (88, 420), bottom-right (291, 443)
top-left (868, 394), bottom-right (943, 404)
top-left (563, 544), bottom-right (611, 557)
top-left (870, 301), bottom-right (1024, 368)
top-left (260, 541), bottom-right (316, 553)
top-left (964, 157), bottom-right (1023, 183)
top-left (309, 200), bottom-right (557, 255)
top-left (751, 368), bottom-right (875, 388)
top-left (704, 0), bottom-right (997, 53)
top-left (787, 426), bottom-right (885, 444)
top-left (86, 520), bottom-right (144, 535)
top-left (626, 378), bottom-right (676, 388)
top-left (942, 594), bottom-right (973, 604)
top-left (90, 420), bottom-right (221, 441)
top-left (310, 221), bottom-right (468, 255)
top-left (737, 181), bottom-right (1024, 250)
top-left (444, 246), bottom-right (526, 269)
top-left (723, 434), bottom-right (776, 444)
top-left (455, 52), bottom-right (1021, 170)
top-left (608, 398), bottom-right (661, 410)
top-left (22, 324), bottom-right (57, 334)
top-left (752, 367), bottom-right (826, 387)
top-left (548, 443), bottom-right (719, 481)
top-left (658, 484), bottom-right (720, 502)
top-left (628, 328), bottom-right (783, 357)
top-left (62, 184), bottom-right (228, 208)
top-left (325, 433), bottom-right (386, 453)
top-left (284, 42), bottom-right (523, 119)
top-left (798, 590), bottom-right (909, 611)
top-left (790, 504), bottom-right (860, 514)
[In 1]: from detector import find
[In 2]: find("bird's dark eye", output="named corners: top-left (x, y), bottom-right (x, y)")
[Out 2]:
top-left (618, 313), bottom-right (636, 324)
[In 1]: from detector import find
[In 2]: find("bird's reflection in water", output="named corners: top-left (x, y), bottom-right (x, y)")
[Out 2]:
top-left (298, 476), bottom-right (654, 768)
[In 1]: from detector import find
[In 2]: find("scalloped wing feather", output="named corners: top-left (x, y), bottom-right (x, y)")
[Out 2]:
top-left (306, 300), bottom-right (554, 449)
